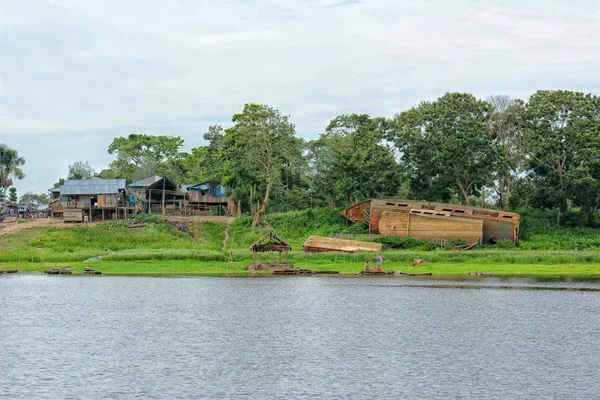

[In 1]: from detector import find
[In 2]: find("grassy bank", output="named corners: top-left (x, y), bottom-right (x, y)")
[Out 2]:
top-left (1, 208), bottom-right (600, 278)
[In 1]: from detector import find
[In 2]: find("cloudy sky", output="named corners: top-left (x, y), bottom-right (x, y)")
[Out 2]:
top-left (1, 0), bottom-right (599, 194)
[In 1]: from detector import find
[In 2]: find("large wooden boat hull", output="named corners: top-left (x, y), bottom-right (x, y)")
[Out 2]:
top-left (379, 212), bottom-right (483, 243)
top-left (342, 199), bottom-right (520, 244)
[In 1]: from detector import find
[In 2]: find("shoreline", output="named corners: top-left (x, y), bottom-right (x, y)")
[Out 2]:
top-left (4, 260), bottom-right (600, 280)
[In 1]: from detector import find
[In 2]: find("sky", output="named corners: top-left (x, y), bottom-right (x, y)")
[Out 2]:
top-left (1, 0), bottom-right (600, 195)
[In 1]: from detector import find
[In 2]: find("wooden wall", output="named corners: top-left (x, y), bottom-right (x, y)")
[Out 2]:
top-left (64, 209), bottom-right (83, 223)
top-left (482, 219), bottom-right (517, 244)
top-left (98, 194), bottom-right (118, 208)
top-left (379, 212), bottom-right (483, 243)
top-left (187, 190), bottom-right (227, 204)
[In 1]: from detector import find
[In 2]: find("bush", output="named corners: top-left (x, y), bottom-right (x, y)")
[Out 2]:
top-left (495, 238), bottom-right (515, 249)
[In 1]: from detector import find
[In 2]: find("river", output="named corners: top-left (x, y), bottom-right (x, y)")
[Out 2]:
top-left (1, 275), bottom-right (599, 399)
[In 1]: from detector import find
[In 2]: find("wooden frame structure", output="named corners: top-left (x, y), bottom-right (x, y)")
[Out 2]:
top-left (249, 232), bottom-right (292, 263)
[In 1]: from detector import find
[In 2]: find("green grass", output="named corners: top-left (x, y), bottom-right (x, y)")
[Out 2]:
top-left (2, 207), bottom-right (600, 277)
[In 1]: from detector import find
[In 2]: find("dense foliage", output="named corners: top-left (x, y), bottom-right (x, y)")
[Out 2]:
top-left (4, 89), bottom-right (600, 227)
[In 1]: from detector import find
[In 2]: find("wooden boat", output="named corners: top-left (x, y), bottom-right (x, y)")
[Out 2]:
top-left (342, 199), bottom-right (520, 244)
top-left (358, 269), bottom-right (433, 277)
top-left (303, 236), bottom-right (382, 253)
top-left (83, 267), bottom-right (102, 275)
top-left (0, 268), bottom-right (19, 274)
top-left (44, 268), bottom-right (72, 275)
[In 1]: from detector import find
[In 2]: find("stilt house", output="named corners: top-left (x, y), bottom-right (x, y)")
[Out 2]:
top-left (59, 178), bottom-right (127, 222)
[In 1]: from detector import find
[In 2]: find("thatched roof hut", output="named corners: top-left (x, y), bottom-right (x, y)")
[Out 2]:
top-left (249, 232), bottom-right (291, 253)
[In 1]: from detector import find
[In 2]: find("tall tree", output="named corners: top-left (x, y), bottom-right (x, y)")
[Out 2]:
top-left (391, 93), bottom-right (497, 205)
top-left (107, 134), bottom-right (184, 182)
top-left (308, 114), bottom-right (402, 208)
top-left (222, 104), bottom-right (303, 227)
top-left (68, 161), bottom-right (94, 180)
top-left (488, 95), bottom-right (524, 210)
top-left (522, 90), bottom-right (600, 224)
top-left (0, 144), bottom-right (26, 211)
top-left (8, 187), bottom-right (17, 202)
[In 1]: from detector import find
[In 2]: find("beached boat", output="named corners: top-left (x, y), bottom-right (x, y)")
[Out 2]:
top-left (342, 199), bottom-right (520, 244)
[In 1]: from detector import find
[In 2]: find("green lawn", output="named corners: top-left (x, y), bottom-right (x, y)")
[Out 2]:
top-left (2, 208), bottom-right (600, 278)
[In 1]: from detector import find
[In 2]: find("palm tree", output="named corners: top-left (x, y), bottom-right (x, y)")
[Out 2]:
top-left (0, 144), bottom-right (26, 212)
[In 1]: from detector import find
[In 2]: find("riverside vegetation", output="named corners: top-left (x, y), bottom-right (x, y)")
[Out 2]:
top-left (1, 208), bottom-right (600, 278)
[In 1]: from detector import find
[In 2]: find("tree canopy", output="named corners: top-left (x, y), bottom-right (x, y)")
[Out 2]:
top-left (391, 93), bottom-right (497, 205)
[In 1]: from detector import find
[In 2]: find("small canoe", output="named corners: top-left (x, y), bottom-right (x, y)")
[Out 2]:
top-left (44, 268), bottom-right (72, 275)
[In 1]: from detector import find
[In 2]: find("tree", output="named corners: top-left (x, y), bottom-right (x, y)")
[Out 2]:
top-left (53, 178), bottom-right (65, 189)
top-left (0, 143), bottom-right (26, 211)
top-left (221, 104), bottom-right (303, 227)
top-left (181, 125), bottom-right (225, 183)
top-left (107, 134), bottom-right (184, 182)
top-left (488, 95), bottom-right (524, 210)
top-left (20, 192), bottom-right (49, 205)
top-left (391, 93), bottom-right (497, 205)
top-left (8, 187), bottom-right (17, 202)
top-left (522, 90), bottom-right (600, 224)
top-left (308, 114), bottom-right (402, 208)
top-left (68, 161), bottom-right (94, 180)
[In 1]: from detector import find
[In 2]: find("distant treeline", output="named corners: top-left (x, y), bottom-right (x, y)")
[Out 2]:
top-left (29, 90), bottom-right (600, 226)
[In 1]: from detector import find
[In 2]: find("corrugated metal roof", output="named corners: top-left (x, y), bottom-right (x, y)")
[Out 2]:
top-left (130, 175), bottom-right (162, 187)
top-left (60, 179), bottom-right (126, 195)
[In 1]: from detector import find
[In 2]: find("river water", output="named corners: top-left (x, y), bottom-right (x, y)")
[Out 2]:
top-left (1, 275), bottom-right (599, 399)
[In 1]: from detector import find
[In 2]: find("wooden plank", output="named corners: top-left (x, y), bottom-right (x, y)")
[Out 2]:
top-left (379, 211), bottom-right (483, 243)
top-left (303, 236), bottom-right (382, 253)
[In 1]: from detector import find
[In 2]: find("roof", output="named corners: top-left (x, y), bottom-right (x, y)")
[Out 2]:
top-left (48, 187), bottom-right (60, 193)
top-left (60, 179), bottom-right (126, 195)
top-left (130, 175), bottom-right (162, 188)
top-left (249, 232), bottom-right (292, 252)
top-left (186, 180), bottom-right (221, 190)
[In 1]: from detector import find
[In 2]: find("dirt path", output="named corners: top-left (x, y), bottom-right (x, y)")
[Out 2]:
top-left (163, 215), bottom-right (237, 250)
top-left (221, 219), bottom-right (235, 251)
top-left (0, 218), bottom-right (63, 237)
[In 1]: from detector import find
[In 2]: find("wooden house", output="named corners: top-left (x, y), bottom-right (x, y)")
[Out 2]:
top-left (342, 199), bottom-right (520, 244)
top-left (144, 177), bottom-right (185, 214)
top-left (185, 181), bottom-right (228, 213)
top-left (129, 175), bottom-right (162, 199)
top-left (59, 178), bottom-right (127, 222)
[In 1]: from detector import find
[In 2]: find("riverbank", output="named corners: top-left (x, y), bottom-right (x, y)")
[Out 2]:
top-left (4, 253), bottom-right (600, 279)
top-left (1, 208), bottom-right (600, 278)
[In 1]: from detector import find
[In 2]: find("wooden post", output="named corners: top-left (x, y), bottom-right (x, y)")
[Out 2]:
top-left (148, 190), bottom-right (152, 214)
top-left (237, 200), bottom-right (241, 218)
top-left (102, 208), bottom-right (104, 221)
top-left (89, 201), bottom-right (92, 223)
top-left (161, 179), bottom-right (166, 216)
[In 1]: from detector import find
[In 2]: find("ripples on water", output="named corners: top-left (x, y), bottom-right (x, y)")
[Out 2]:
top-left (1, 275), bottom-right (599, 399)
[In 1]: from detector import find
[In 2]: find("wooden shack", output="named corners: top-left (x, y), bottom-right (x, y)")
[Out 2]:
top-left (145, 177), bottom-right (185, 214)
top-left (59, 178), bottom-right (128, 222)
top-left (342, 199), bottom-right (520, 244)
top-left (185, 181), bottom-right (228, 214)
top-left (303, 236), bottom-right (382, 253)
top-left (246, 232), bottom-right (293, 269)
top-left (129, 175), bottom-right (162, 199)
